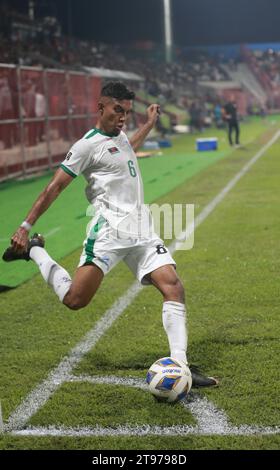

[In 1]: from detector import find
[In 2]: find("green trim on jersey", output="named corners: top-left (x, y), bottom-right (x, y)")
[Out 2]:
top-left (85, 127), bottom-right (118, 139)
top-left (85, 215), bottom-right (106, 264)
top-left (60, 164), bottom-right (77, 178)
top-left (84, 129), bottom-right (98, 139)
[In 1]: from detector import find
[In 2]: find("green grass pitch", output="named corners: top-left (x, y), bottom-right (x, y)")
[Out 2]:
top-left (0, 117), bottom-right (279, 450)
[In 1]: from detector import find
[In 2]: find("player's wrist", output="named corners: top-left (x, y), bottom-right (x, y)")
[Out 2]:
top-left (146, 118), bottom-right (156, 128)
top-left (20, 221), bottom-right (33, 232)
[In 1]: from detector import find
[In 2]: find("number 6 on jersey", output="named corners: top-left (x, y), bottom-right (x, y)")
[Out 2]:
top-left (128, 160), bottom-right (137, 177)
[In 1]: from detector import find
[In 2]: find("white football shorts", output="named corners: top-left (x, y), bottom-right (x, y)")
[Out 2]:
top-left (78, 214), bottom-right (176, 285)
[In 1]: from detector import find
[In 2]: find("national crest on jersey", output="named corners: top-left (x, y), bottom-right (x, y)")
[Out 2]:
top-left (108, 146), bottom-right (120, 155)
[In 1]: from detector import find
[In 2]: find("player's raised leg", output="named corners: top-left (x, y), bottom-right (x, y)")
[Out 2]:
top-left (30, 242), bottom-right (104, 310)
top-left (3, 233), bottom-right (104, 310)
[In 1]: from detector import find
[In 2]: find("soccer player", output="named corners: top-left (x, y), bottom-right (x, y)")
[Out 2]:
top-left (3, 81), bottom-right (217, 388)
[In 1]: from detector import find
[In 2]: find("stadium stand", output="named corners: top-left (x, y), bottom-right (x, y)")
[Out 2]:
top-left (0, 5), bottom-right (276, 181)
top-left (242, 45), bottom-right (280, 109)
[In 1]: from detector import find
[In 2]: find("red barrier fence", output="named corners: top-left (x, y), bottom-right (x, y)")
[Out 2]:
top-left (0, 65), bottom-right (101, 181)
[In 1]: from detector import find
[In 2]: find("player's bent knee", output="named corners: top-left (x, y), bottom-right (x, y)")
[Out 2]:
top-left (63, 293), bottom-right (89, 311)
top-left (64, 299), bottom-right (88, 311)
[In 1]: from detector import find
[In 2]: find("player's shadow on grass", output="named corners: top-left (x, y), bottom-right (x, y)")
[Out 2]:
top-left (0, 284), bottom-right (15, 293)
top-left (187, 337), bottom-right (225, 374)
top-left (83, 351), bottom-right (171, 373)
top-left (80, 340), bottom-right (240, 377)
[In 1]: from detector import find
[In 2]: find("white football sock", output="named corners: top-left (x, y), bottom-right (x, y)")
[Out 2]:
top-left (30, 246), bottom-right (72, 302)
top-left (162, 301), bottom-right (188, 364)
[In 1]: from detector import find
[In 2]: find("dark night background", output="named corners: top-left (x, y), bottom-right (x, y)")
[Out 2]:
top-left (1, 0), bottom-right (280, 46)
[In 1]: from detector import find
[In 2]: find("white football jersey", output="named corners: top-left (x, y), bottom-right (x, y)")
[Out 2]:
top-left (60, 128), bottom-right (149, 233)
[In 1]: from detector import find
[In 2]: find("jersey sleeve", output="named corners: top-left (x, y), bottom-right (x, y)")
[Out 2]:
top-left (60, 139), bottom-right (92, 178)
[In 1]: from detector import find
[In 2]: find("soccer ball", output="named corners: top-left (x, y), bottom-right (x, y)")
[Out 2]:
top-left (146, 357), bottom-right (192, 403)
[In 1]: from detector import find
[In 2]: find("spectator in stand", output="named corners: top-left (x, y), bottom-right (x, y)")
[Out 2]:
top-left (223, 96), bottom-right (240, 147)
top-left (0, 5), bottom-right (236, 121)
top-left (22, 80), bottom-right (36, 146)
top-left (35, 85), bottom-right (46, 143)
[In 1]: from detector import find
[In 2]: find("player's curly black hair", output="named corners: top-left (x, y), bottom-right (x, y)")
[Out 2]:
top-left (101, 81), bottom-right (135, 100)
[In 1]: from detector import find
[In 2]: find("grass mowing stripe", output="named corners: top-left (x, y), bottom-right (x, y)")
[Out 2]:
top-left (4, 128), bottom-right (280, 435)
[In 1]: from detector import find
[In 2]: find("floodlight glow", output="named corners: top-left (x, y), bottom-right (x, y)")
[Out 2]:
top-left (163, 0), bottom-right (173, 62)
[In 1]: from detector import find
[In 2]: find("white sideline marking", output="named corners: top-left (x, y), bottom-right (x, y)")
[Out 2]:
top-left (12, 424), bottom-right (280, 437)
top-left (45, 227), bottom-right (61, 238)
top-left (4, 129), bottom-right (280, 435)
top-left (0, 401), bottom-right (4, 434)
top-left (9, 374), bottom-right (280, 437)
top-left (69, 374), bottom-right (149, 390)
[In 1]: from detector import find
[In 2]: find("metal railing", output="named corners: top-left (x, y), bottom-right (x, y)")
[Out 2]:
top-left (0, 64), bottom-right (101, 181)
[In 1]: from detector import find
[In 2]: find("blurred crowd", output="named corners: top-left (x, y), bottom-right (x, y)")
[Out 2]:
top-left (0, 4), bottom-right (232, 106)
top-left (244, 47), bottom-right (280, 108)
top-left (251, 49), bottom-right (280, 87)
top-left (0, 5), bottom-right (274, 151)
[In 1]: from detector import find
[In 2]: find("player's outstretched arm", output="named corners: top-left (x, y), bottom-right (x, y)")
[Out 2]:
top-left (11, 168), bottom-right (74, 252)
top-left (130, 104), bottom-right (160, 151)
